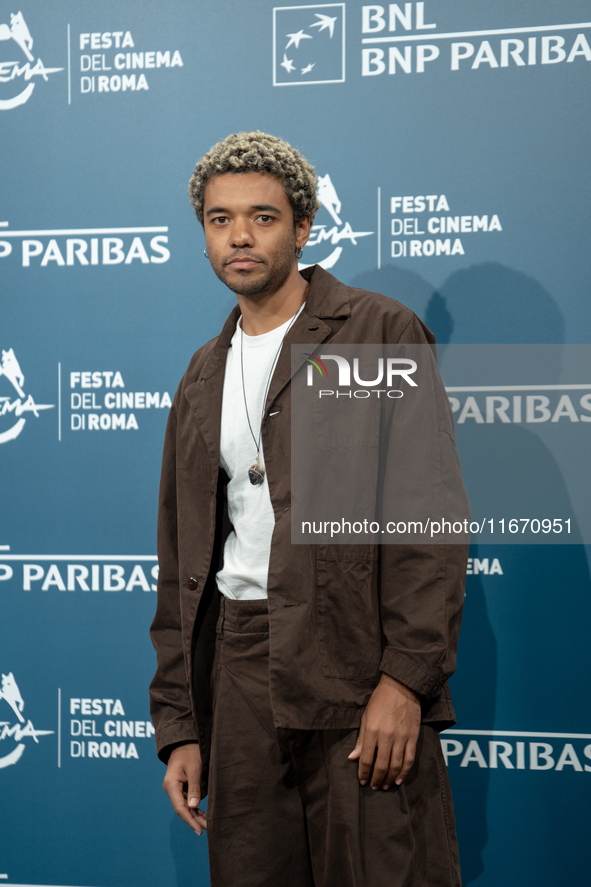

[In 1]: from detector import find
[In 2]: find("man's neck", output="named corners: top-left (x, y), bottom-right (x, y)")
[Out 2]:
top-left (236, 265), bottom-right (309, 336)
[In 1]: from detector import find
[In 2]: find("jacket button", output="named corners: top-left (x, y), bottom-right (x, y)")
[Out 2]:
top-left (185, 677), bottom-right (190, 688)
top-left (187, 577), bottom-right (198, 591)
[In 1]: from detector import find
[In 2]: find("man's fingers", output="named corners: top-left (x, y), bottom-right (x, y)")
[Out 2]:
top-left (175, 793), bottom-right (207, 835)
top-left (188, 806), bottom-right (208, 830)
top-left (187, 781), bottom-right (201, 809)
top-left (186, 779), bottom-right (207, 828)
top-left (356, 730), bottom-right (378, 785)
top-left (370, 749), bottom-right (392, 788)
top-left (347, 741), bottom-right (362, 760)
top-left (162, 745), bottom-right (205, 834)
top-left (383, 739), bottom-right (407, 788)
top-left (370, 730), bottom-right (399, 788)
top-left (355, 675), bottom-right (421, 790)
top-left (347, 724), bottom-right (364, 761)
top-left (395, 736), bottom-right (417, 785)
top-left (165, 779), bottom-right (204, 835)
top-left (178, 804), bottom-right (205, 835)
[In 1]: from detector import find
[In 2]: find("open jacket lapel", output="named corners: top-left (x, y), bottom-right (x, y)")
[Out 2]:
top-left (265, 265), bottom-right (351, 411)
top-left (183, 304), bottom-right (241, 483)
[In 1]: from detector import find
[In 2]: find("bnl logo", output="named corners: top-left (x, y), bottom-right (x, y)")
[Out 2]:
top-left (273, 4), bottom-right (345, 85)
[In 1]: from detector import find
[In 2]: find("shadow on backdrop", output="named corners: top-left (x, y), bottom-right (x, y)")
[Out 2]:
top-left (349, 264), bottom-right (436, 323)
top-left (428, 261), bottom-right (566, 345)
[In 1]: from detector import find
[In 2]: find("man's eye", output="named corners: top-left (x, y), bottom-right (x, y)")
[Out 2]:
top-left (213, 216), bottom-right (227, 224)
top-left (258, 215), bottom-right (272, 222)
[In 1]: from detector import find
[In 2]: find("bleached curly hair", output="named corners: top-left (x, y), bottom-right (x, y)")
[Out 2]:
top-left (188, 131), bottom-right (321, 226)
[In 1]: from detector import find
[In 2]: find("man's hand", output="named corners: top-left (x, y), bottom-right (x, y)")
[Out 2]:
top-left (163, 743), bottom-right (207, 835)
top-left (348, 673), bottom-right (421, 790)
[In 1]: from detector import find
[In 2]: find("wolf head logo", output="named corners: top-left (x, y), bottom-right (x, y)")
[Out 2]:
top-left (0, 672), bottom-right (25, 723)
top-left (0, 348), bottom-right (25, 398)
top-left (317, 174), bottom-right (342, 226)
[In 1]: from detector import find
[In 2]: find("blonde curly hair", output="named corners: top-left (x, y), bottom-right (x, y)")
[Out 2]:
top-left (188, 131), bottom-right (321, 226)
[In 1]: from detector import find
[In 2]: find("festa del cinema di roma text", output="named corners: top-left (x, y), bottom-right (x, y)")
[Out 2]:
top-left (78, 29), bottom-right (183, 94)
top-left (69, 371), bottom-right (172, 432)
top-left (69, 697), bottom-right (155, 760)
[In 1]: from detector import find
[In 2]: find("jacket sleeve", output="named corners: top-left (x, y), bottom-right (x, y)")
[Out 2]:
top-left (149, 389), bottom-right (199, 761)
top-left (378, 315), bottom-right (469, 698)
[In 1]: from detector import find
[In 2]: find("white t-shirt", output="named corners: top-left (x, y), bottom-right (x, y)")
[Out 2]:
top-left (216, 305), bottom-right (304, 600)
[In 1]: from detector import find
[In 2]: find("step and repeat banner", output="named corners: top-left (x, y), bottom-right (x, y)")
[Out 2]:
top-left (2, 1), bottom-right (590, 885)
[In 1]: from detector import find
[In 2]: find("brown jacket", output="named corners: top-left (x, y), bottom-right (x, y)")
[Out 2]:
top-left (149, 265), bottom-right (468, 794)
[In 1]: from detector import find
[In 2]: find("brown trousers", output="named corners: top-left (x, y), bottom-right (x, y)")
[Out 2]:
top-left (207, 596), bottom-right (462, 887)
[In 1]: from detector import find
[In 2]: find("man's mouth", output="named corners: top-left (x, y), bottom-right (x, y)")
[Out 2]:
top-left (226, 256), bottom-right (263, 270)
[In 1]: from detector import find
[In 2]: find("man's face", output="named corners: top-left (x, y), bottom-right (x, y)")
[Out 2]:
top-left (202, 172), bottom-right (310, 298)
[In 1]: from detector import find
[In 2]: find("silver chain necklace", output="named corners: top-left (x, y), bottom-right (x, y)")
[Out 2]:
top-left (240, 310), bottom-right (301, 486)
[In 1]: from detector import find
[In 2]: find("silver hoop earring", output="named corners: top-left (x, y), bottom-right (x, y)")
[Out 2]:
top-left (203, 248), bottom-right (209, 259)
top-left (295, 247), bottom-right (304, 259)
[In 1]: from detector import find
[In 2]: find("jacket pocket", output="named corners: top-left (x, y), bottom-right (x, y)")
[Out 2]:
top-left (315, 552), bottom-right (382, 679)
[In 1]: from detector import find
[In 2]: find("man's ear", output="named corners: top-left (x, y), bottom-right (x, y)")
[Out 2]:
top-left (296, 214), bottom-right (312, 250)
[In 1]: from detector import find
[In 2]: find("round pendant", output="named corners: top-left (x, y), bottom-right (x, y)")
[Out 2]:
top-left (248, 457), bottom-right (265, 486)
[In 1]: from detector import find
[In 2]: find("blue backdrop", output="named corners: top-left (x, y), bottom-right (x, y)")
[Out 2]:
top-left (2, 1), bottom-right (590, 884)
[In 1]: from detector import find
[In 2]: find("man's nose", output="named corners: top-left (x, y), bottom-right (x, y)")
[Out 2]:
top-left (229, 220), bottom-right (255, 248)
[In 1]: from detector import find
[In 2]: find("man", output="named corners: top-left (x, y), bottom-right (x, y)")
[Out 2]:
top-left (150, 131), bottom-right (468, 886)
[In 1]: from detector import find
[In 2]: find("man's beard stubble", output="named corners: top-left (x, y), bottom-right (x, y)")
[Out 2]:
top-left (211, 229), bottom-right (297, 299)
